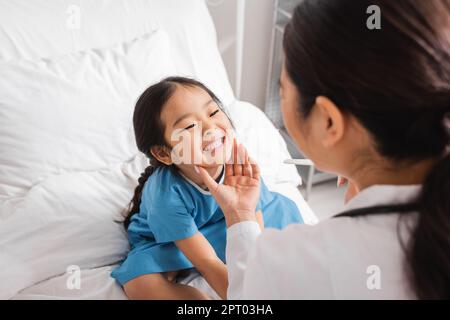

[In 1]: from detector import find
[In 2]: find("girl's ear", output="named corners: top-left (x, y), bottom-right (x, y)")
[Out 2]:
top-left (150, 146), bottom-right (173, 166)
top-left (315, 96), bottom-right (345, 148)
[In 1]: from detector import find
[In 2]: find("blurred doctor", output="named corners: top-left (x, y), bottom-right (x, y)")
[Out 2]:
top-left (196, 0), bottom-right (450, 299)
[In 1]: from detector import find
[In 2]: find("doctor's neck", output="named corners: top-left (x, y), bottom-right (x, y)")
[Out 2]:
top-left (347, 155), bottom-right (440, 192)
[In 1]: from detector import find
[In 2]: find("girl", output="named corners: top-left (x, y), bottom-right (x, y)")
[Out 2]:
top-left (111, 77), bottom-right (303, 299)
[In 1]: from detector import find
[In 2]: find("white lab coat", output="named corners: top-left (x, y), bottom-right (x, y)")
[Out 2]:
top-left (226, 185), bottom-right (421, 299)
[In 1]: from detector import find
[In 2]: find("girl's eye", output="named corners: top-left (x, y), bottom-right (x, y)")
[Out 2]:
top-left (210, 109), bottom-right (220, 117)
top-left (184, 123), bottom-right (196, 130)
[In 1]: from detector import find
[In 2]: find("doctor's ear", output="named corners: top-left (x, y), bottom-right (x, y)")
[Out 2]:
top-left (314, 96), bottom-right (345, 148)
top-left (150, 145), bottom-right (173, 166)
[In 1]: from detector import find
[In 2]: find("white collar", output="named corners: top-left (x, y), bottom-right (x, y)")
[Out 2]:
top-left (343, 184), bottom-right (422, 213)
top-left (178, 165), bottom-right (225, 195)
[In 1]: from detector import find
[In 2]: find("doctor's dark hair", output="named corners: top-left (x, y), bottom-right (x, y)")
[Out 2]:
top-left (283, 0), bottom-right (450, 298)
top-left (124, 76), bottom-right (227, 229)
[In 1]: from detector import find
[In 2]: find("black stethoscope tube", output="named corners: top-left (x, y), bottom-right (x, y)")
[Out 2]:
top-left (333, 203), bottom-right (419, 218)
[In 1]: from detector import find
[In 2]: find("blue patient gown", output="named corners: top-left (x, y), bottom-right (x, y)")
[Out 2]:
top-left (111, 165), bottom-right (303, 285)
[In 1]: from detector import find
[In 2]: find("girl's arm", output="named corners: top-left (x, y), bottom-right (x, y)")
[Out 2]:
top-left (175, 232), bottom-right (228, 299)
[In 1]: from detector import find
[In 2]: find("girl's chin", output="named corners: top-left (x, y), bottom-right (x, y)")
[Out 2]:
top-left (198, 160), bottom-right (226, 168)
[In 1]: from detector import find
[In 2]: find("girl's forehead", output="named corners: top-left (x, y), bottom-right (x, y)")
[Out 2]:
top-left (171, 85), bottom-right (209, 105)
top-left (161, 86), bottom-right (212, 122)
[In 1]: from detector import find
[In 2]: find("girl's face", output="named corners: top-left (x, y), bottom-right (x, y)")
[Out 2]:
top-left (160, 85), bottom-right (234, 168)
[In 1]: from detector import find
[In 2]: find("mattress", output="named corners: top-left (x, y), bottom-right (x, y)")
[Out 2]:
top-left (12, 182), bottom-right (315, 300)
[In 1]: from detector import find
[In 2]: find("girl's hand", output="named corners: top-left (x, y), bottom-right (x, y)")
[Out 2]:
top-left (337, 176), bottom-right (359, 204)
top-left (195, 139), bottom-right (261, 228)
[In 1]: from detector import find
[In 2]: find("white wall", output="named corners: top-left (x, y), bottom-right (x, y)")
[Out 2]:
top-left (207, 0), bottom-right (275, 110)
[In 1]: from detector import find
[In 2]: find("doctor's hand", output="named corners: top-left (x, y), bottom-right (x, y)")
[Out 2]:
top-left (195, 139), bottom-right (261, 228)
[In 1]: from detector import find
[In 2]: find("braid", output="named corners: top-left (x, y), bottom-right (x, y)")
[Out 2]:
top-left (124, 158), bottom-right (161, 229)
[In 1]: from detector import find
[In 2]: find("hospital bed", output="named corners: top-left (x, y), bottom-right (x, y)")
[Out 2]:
top-left (0, 0), bottom-right (317, 299)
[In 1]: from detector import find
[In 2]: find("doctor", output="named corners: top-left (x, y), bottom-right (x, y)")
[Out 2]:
top-left (196, 0), bottom-right (450, 299)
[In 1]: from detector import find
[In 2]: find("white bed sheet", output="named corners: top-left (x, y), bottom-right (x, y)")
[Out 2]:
top-left (12, 265), bottom-right (221, 300)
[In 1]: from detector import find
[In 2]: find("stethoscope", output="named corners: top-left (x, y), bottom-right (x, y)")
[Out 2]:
top-left (333, 202), bottom-right (419, 218)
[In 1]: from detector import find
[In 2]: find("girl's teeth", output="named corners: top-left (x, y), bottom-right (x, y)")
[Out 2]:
top-left (204, 138), bottom-right (223, 151)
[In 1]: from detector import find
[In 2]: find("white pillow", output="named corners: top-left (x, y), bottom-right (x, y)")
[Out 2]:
top-left (0, 29), bottom-right (176, 298)
top-left (0, 29), bottom-right (175, 200)
top-left (0, 0), bottom-right (235, 107)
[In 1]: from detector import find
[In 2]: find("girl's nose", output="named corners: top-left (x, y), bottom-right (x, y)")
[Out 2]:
top-left (202, 120), bottom-right (219, 135)
top-left (203, 128), bottom-right (217, 139)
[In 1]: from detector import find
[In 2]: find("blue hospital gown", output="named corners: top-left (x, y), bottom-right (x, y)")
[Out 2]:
top-left (111, 165), bottom-right (303, 285)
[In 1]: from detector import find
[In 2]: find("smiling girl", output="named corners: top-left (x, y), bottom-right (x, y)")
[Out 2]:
top-left (111, 77), bottom-right (303, 299)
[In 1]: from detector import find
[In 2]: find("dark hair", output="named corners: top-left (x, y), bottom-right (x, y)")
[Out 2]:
top-left (124, 76), bottom-right (227, 229)
top-left (283, 0), bottom-right (450, 299)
